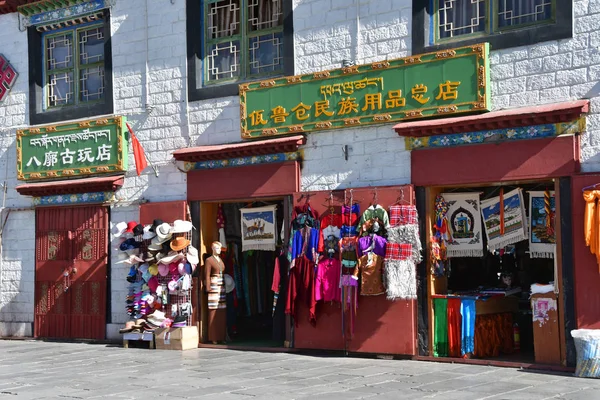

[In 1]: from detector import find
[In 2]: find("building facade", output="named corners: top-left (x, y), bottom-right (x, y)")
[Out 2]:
top-left (0, 0), bottom-right (599, 367)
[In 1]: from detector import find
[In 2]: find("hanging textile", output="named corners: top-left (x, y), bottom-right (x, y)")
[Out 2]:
top-left (447, 298), bottom-right (462, 358)
top-left (440, 192), bottom-right (483, 257)
top-left (528, 191), bottom-right (556, 258)
top-left (217, 203), bottom-right (227, 251)
top-left (384, 205), bottom-right (421, 300)
top-left (430, 195), bottom-right (450, 277)
top-left (433, 298), bottom-right (449, 357)
top-left (340, 199), bottom-right (359, 337)
top-left (240, 205), bottom-right (278, 252)
top-left (460, 299), bottom-right (476, 356)
top-left (583, 190), bottom-right (600, 272)
top-left (481, 188), bottom-right (527, 251)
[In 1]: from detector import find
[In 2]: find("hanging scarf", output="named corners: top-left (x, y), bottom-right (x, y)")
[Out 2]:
top-left (583, 190), bottom-right (600, 272)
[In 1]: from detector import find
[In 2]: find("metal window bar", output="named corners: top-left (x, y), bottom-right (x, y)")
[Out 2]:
top-left (494, 0), bottom-right (554, 30)
top-left (44, 22), bottom-right (105, 110)
top-left (203, 0), bottom-right (283, 84)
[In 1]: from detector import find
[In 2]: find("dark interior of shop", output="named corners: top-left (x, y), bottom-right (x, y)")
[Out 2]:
top-left (434, 181), bottom-right (556, 362)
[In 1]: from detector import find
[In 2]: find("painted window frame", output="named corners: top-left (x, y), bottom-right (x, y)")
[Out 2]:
top-left (42, 21), bottom-right (106, 110)
top-left (412, 0), bottom-right (572, 55)
top-left (28, 9), bottom-right (113, 125)
top-left (187, 0), bottom-right (294, 102)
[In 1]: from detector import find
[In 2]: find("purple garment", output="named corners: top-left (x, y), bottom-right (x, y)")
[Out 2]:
top-left (357, 234), bottom-right (387, 257)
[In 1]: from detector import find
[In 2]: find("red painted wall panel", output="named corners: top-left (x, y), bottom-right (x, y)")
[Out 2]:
top-left (570, 174), bottom-right (600, 329)
top-left (139, 201), bottom-right (188, 224)
top-left (187, 162), bottom-right (300, 201)
top-left (291, 186), bottom-right (417, 355)
top-left (411, 136), bottom-right (580, 186)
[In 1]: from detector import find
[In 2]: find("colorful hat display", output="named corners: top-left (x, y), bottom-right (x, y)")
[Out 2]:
top-left (133, 224), bottom-right (144, 236)
top-left (148, 264), bottom-right (159, 276)
top-left (147, 276), bottom-right (159, 292)
top-left (172, 219), bottom-right (193, 233)
top-left (155, 223), bottom-right (173, 242)
top-left (148, 242), bottom-right (163, 251)
top-left (149, 219), bottom-right (163, 233)
top-left (158, 263), bottom-right (169, 277)
top-left (119, 238), bottom-right (140, 252)
top-left (143, 225), bottom-right (156, 240)
top-left (159, 251), bottom-right (184, 265)
top-left (125, 221), bottom-right (138, 234)
top-left (116, 254), bottom-right (144, 265)
top-left (169, 261), bottom-right (179, 275)
top-left (170, 237), bottom-right (190, 252)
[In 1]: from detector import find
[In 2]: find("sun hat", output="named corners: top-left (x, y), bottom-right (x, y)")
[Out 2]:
top-left (144, 252), bottom-right (156, 262)
top-left (113, 221), bottom-right (128, 238)
top-left (155, 223), bottom-right (173, 241)
top-left (133, 224), bottom-right (144, 236)
top-left (119, 238), bottom-right (140, 252)
top-left (186, 245), bottom-right (199, 265)
top-left (159, 251), bottom-right (184, 265)
top-left (116, 254), bottom-right (144, 265)
top-left (138, 263), bottom-right (149, 274)
top-left (177, 262), bottom-right (187, 276)
top-left (183, 262), bottom-right (192, 275)
top-left (147, 276), bottom-right (159, 292)
top-left (148, 264), bottom-right (159, 276)
top-left (124, 247), bottom-right (140, 256)
top-left (119, 320), bottom-right (136, 333)
top-left (170, 237), bottom-right (190, 252)
top-left (149, 219), bottom-right (163, 233)
top-left (125, 221), bottom-right (138, 233)
top-left (172, 219), bottom-right (193, 233)
top-left (158, 263), bottom-right (169, 277)
top-left (148, 242), bottom-right (163, 251)
top-left (169, 261), bottom-right (180, 275)
top-left (142, 269), bottom-right (152, 283)
top-left (143, 225), bottom-right (156, 240)
top-left (224, 274), bottom-right (235, 293)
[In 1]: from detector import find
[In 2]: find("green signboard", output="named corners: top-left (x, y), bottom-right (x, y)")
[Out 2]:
top-left (240, 43), bottom-right (491, 139)
top-left (17, 116), bottom-right (128, 181)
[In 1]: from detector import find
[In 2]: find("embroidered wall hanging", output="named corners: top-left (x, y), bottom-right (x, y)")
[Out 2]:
top-left (0, 54), bottom-right (18, 103)
top-left (240, 205), bottom-right (277, 252)
top-left (441, 193), bottom-right (484, 257)
top-left (480, 188), bottom-right (527, 251)
top-left (528, 190), bottom-right (556, 258)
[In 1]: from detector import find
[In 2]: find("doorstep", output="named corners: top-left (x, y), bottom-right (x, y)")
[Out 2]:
top-left (413, 355), bottom-right (575, 373)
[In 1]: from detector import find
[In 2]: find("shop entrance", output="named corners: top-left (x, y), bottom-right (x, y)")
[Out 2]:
top-left (34, 206), bottom-right (108, 340)
top-left (427, 181), bottom-right (562, 365)
top-left (198, 198), bottom-right (288, 347)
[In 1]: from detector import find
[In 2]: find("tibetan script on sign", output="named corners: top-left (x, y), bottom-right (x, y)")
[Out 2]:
top-left (240, 43), bottom-right (491, 139)
top-left (17, 117), bottom-right (128, 181)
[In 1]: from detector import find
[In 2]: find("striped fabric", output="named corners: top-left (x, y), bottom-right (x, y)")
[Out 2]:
top-left (208, 275), bottom-right (226, 310)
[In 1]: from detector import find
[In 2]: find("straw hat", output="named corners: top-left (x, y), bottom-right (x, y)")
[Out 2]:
top-left (170, 237), bottom-right (190, 252)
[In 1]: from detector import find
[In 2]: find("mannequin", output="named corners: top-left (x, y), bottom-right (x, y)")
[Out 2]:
top-left (204, 241), bottom-right (227, 343)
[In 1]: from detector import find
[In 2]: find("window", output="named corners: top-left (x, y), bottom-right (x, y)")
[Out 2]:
top-left (44, 23), bottom-right (105, 108)
top-left (28, 10), bottom-right (113, 125)
top-left (187, 0), bottom-right (294, 101)
top-left (412, 0), bottom-right (571, 54)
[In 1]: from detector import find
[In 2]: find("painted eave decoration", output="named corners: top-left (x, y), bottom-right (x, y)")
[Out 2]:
top-left (240, 43), bottom-right (491, 139)
top-left (0, 54), bottom-right (17, 103)
top-left (17, 0), bottom-right (111, 30)
top-left (16, 116), bottom-right (129, 181)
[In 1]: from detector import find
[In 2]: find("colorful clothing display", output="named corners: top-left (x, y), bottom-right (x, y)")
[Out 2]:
top-left (358, 253), bottom-right (385, 296)
top-left (447, 298), bottom-right (462, 358)
top-left (460, 299), bottom-right (476, 356)
top-left (315, 258), bottom-right (341, 302)
top-left (357, 234), bottom-right (387, 258)
top-left (359, 204), bottom-right (391, 233)
top-left (433, 298), bottom-right (449, 357)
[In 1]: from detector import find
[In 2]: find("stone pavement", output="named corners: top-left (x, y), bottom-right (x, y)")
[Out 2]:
top-left (0, 340), bottom-right (599, 400)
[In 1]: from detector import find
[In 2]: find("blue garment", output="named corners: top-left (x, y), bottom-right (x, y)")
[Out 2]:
top-left (306, 228), bottom-right (320, 262)
top-left (340, 225), bottom-right (357, 237)
top-left (460, 299), bottom-right (476, 355)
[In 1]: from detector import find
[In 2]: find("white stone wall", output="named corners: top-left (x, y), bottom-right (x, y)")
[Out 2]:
top-left (488, 0), bottom-right (600, 171)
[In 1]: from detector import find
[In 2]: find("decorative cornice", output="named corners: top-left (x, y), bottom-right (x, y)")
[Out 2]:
top-left (33, 191), bottom-right (113, 206)
top-left (184, 151), bottom-right (302, 171)
top-left (16, 174), bottom-right (124, 197)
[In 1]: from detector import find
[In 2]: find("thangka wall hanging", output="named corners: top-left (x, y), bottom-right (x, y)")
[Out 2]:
top-left (480, 188), bottom-right (527, 251)
top-left (240, 205), bottom-right (277, 252)
top-left (528, 190), bottom-right (556, 258)
top-left (0, 54), bottom-right (18, 103)
top-left (441, 193), bottom-right (483, 257)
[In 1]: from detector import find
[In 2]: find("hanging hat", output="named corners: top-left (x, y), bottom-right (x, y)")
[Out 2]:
top-left (155, 223), bottom-right (173, 242)
top-left (144, 252), bottom-right (156, 262)
top-left (119, 238), bottom-right (140, 252)
top-left (125, 221), bottom-right (138, 234)
top-left (169, 261), bottom-right (180, 275)
top-left (133, 224), bottom-right (144, 237)
top-left (158, 263), bottom-right (169, 277)
top-left (224, 274), bottom-right (235, 293)
top-left (143, 225), bottom-right (156, 240)
top-left (149, 219), bottom-right (163, 233)
top-left (170, 237), bottom-right (190, 252)
top-left (177, 262), bottom-right (187, 276)
top-left (142, 269), bottom-right (152, 283)
top-left (148, 242), bottom-right (162, 251)
top-left (119, 320), bottom-right (136, 334)
top-left (124, 248), bottom-right (140, 256)
top-left (147, 276), bottom-right (159, 292)
top-left (116, 254), bottom-right (144, 265)
top-left (183, 262), bottom-right (193, 275)
top-left (186, 245), bottom-right (199, 265)
top-left (148, 264), bottom-right (159, 276)
top-left (172, 219), bottom-right (193, 233)
top-left (159, 251), bottom-right (184, 265)
top-left (138, 263), bottom-right (149, 274)
top-left (113, 222), bottom-right (128, 238)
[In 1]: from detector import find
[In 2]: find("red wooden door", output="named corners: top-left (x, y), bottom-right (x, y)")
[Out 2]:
top-left (35, 206), bottom-right (108, 340)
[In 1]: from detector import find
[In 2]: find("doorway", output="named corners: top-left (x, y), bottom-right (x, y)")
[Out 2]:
top-left (198, 198), bottom-right (288, 347)
top-left (34, 206), bottom-right (108, 340)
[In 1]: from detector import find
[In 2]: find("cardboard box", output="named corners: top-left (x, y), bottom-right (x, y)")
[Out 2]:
top-left (154, 326), bottom-right (199, 350)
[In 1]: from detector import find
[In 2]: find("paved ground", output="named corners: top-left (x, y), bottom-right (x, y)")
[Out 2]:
top-left (0, 340), bottom-right (599, 399)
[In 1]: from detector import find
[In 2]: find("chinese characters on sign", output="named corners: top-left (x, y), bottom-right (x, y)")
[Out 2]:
top-left (0, 54), bottom-right (18, 103)
top-left (17, 117), bottom-right (128, 181)
top-left (240, 43), bottom-right (490, 139)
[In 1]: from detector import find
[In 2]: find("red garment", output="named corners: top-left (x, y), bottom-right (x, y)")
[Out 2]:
top-left (315, 258), bottom-right (341, 302)
top-left (447, 298), bottom-right (462, 358)
top-left (321, 213), bottom-right (343, 229)
top-left (285, 256), bottom-right (318, 326)
top-left (389, 205), bottom-right (418, 226)
top-left (272, 256), bottom-right (281, 293)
